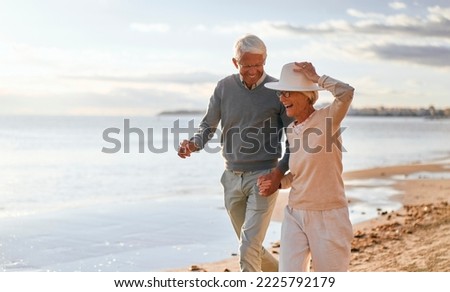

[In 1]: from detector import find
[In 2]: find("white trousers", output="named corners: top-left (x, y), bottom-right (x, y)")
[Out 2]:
top-left (279, 206), bottom-right (353, 272)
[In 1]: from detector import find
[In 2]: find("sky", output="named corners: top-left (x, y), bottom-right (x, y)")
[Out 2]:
top-left (0, 0), bottom-right (449, 116)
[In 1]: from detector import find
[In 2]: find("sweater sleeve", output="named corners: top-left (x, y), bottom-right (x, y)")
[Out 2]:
top-left (318, 75), bottom-right (354, 125)
top-left (191, 85), bottom-right (222, 150)
top-left (276, 105), bottom-right (294, 174)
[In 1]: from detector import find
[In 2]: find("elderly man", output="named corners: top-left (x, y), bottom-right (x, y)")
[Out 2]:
top-left (178, 34), bottom-right (292, 272)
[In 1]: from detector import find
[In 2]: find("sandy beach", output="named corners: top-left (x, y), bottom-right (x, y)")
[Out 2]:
top-left (168, 159), bottom-right (450, 272)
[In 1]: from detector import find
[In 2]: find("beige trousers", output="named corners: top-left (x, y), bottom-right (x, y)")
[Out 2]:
top-left (280, 206), bottom-right (353, 272)
top-left (221, 169), bottom-right (279, 272)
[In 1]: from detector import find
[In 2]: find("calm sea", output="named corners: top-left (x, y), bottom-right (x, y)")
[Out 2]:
top-left (0, 115), bottom-right (449, 271)
top-left (1, 114), bottom-right (449, 217)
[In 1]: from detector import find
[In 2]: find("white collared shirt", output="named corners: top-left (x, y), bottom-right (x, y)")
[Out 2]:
top-left (240, 72), bottom-right (267, 90)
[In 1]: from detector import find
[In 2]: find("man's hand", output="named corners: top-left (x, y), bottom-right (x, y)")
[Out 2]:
top-left (177, 139), bottom-right (198, 159)
top-left (257, 168), bottom-right (284, 196)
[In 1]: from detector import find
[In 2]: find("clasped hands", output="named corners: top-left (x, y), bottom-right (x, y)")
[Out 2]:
top-left (257, 168), bottom-right (283, 197)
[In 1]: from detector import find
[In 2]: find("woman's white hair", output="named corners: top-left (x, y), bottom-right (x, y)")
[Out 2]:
top-left (303, 91), bottom-right (319, 105)
top-left (233, 34), bottom-right (267, 61)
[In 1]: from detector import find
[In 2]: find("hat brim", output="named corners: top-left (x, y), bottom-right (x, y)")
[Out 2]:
top-left (265, 81), bottom-right (324, 92)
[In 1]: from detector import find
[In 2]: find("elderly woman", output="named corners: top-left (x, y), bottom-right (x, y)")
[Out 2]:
top-left (258, 62), bottom-right (355, 272)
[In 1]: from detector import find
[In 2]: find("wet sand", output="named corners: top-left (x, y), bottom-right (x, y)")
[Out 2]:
top-left (168, 160), bottom-right (450, 272)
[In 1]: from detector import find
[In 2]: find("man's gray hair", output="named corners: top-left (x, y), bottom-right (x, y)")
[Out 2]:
top-left (233, 34), bottom-right (267, 61)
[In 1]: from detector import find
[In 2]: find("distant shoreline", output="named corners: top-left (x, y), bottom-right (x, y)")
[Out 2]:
top-left (158, 110), bottom-right (204, 116)
top-left (158, 106), bottom-right (450, 118)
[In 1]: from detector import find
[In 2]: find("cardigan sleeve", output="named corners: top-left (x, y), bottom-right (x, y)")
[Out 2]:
top-left (318, 75), bottom-right (354, 126)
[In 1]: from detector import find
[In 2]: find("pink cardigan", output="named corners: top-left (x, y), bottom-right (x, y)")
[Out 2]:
top-left (281, 75), bottom-right (354, 210)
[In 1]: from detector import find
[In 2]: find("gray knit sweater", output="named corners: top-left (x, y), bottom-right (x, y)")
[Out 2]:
top-left (191, 74), bottom-right (293, 172)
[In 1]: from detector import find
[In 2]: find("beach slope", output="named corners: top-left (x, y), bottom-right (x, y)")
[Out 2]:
top-left (168, 160), bottom-right (450, 272)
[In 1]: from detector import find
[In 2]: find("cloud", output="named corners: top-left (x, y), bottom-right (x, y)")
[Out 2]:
top-left (427, 5), bottom-right (450, 22)
top-left (196, 21), bottom-right (295, 37)
top-left (270, 6), bottom-right (450, 38)
top-left (347, 9), bottom-right (386, 20)
top-left (368, 44), bottom-right (450, 67)
top-left (389, 2), bottom-right (407, 10)
top-left (260, 5), bottom-right (450, 67)
top-left (0, 83), bottom-right (210, 116)
top-left (64, 71), bottom-right (222, 84)
top-left (348, 6), bottom-right (450, 38)
top-left (129, 22), bottom-right (170, 33)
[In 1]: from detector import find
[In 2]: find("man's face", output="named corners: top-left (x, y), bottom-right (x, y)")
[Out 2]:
top-left (233, 53), bottom-right (265, 88)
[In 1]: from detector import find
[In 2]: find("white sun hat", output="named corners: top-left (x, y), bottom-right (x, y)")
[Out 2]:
top-left (265, 62), bottom-right (324, 91)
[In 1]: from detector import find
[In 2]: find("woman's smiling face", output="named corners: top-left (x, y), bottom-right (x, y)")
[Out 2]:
top-left (278, 91), bottom-right (312, 118)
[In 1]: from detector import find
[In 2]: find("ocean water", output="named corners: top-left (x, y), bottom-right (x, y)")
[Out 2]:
top-left (0, 115), bottom-right (449, 271)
